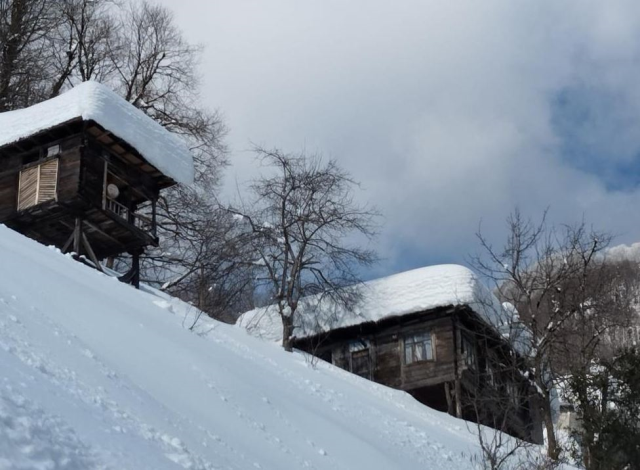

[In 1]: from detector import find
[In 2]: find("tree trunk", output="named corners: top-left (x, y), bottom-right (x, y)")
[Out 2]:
top-left (540, 389), bottom-right (560, 460)
top-left (282, 314), bottom-right (294, 352)
top-left (0, 0), bottom-right (27, 111)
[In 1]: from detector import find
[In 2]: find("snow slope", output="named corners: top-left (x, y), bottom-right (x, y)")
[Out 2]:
top-left (0, 81), bottom-right (194, 185)
top-left (0, 225), bottom-right (558, 470)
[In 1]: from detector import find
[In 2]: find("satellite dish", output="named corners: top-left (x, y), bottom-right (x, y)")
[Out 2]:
top-left (107, 183), bottom-right (120, 199)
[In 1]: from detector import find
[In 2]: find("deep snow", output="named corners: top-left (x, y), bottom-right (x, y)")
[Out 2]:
top-left (0, 82), bottom-right (194, 185)
top-left (0, 225), bottom-right (562, 469)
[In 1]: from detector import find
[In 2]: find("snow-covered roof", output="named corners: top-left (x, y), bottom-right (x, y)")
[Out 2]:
top-left (237, 264), bottom-right (511, 342)
top-left (0, 81), bottom-right (194, 185)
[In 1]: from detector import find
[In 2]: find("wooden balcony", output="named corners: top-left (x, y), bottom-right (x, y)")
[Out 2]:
top-left (103, 196), bottom-right (156, 239)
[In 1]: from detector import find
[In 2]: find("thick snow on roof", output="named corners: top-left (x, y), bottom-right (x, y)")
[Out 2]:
top-left (0, 226), bottom-right (574, 469)
top-left (237, 264), bottom-right (509, 342)
top-left (0, 81), bottom-right (194, 185)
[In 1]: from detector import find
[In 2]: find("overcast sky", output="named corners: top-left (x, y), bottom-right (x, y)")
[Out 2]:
top-left (158, 0), bottom-right (640, 279)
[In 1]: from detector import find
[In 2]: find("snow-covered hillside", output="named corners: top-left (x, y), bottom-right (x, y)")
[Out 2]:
top-left (0, 225), bottom-right (555, 470)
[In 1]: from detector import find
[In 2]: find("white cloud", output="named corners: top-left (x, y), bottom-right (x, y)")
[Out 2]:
top-left (158, 0), bottom-right (640, 275)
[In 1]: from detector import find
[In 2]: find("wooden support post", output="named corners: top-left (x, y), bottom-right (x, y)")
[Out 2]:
top-left (81, 232), bottom-right (103, 272)
top-left (117, 249), bottom-right (142, 289)
top-left (151, 198), bottom-right (157, 237)
top-left (102, 160), bottom-right (108, 210)
top-left (455, 378), bottom-right (463, 418)
top-left (444, 382), bottom-right (454, 416)
top-left (61, 230), bottom-right (75, 253)
top-left (451, 311), bottom-right (463, 418)
top-left (131, 250), bottom-right (140, 289)
top-left (73, 217), bottom-right (82, 255)
top-left (62, 218), bottom-right (103, 272)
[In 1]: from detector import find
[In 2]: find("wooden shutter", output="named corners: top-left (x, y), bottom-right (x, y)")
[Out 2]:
top-left (38, 159), bottom-right (58, 203)
top-left (17, 166), bottom-right (39, 210)
top-left (17, 159), bottom-right (59, 211)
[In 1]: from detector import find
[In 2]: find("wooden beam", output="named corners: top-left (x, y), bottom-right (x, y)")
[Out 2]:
top-left (82, 218), bottom-right (125, 248)
top-left (86, 127), bottom-right (111, 140)
top-left (61, 230), bottom-right (75, 253)
top-left (73, 217), bottom-right (82, 254)
top-left (81, 232), bottom-right (103, 272)
top-left (110, 144), bottom-right (125, 154)
top-left (102, 209), bottom-right (156, 246)
top-left (451, 313), bottom-right (463, 418)
top-left (85, 129), bottom-right (165, 191)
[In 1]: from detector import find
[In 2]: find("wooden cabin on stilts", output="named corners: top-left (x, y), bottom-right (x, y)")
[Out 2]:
top-left (237, 265), bottom-right (544, 444)
top-left (0, 82), bottom-right (195, 288)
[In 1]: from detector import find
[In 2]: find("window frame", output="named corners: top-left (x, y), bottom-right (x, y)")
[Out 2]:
top-left (460, 335), bottom-right (477, 370)
top-left (506, 381), bottom-right (520, 408)
top-left (403, 331), bottom-right (435, 365)
top-left (486, 361), bottom-right (497, 387)
top-left (348, 341), bottom-right (372, 380)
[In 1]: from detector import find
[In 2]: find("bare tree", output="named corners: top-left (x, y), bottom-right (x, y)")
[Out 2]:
top-left (468, 364), bottom-right (530, 470)
top-left (142, 207), bottom-right (256, 324)
top-left (54, 0), bottom-right (230, 305)
top-left (106, 1), bottom-right (230, 300)
top-left (471, 209), bottom-right (615, 460)
top-left (471, 419), bottom-right (560, 470)
top-left (230, 147), bottom-right (379, 351)
top-left (0, 0), bottom-right (57, 110)
top-left (47, 0), bottom-right (117, 97)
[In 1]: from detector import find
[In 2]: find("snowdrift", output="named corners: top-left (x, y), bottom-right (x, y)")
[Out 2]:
top-left (0, 225), bottom-right (557, 469)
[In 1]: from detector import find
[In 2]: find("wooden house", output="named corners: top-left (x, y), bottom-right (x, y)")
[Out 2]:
top-left (238, 265), bottom-right (543, 444)
top-left (0, 82), bottom-right (194, 286)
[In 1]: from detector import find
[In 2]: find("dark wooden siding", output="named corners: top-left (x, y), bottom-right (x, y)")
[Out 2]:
top-left (57, 147), bottom-right (82, 202)
top-left (82, 137), bottom-right (159, 206)
top-left (400, 318), bottom-right (457, 389)
top-left (0, 154), bottom-right (20, 220)
top-left (79, 144), bottom-right (105, 206)
top-left (0, 136), bottom-right (82, 221)
top-left (373, 334), bottom-right (402, 388)
top-left (294, 306), bottom-right (542, 444)
top-left (0, 122), bottom-right (168, 263)
top-left (323, 315), bottom-right (457, 391)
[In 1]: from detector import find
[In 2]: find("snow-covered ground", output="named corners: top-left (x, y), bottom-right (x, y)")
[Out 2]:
top-left (0, 225), bottom-right (566, 469)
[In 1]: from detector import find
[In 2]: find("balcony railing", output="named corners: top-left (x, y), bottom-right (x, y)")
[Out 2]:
top-left (105, 197), bottom-right (128, 220)
top-left (104, 197), bottom-right (155, 237)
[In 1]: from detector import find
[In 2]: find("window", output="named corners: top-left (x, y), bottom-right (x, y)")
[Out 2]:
top-left (506, 382), bottom-right (520, 408)
top-left (486, 362), bottom-right (497, 387)
top-left (404, 332), bottom-right (434, 364)
top-left (17, 159), bottom-right (59, 211)
top-left (350, 348), bottom-right (371, 379)
top-left (461, 336), bottom-right (476, 369)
